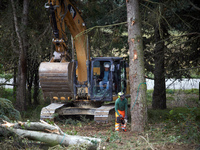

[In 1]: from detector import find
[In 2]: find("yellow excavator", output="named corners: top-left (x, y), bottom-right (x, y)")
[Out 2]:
top-left (39, 0), bottom-right (130, 123)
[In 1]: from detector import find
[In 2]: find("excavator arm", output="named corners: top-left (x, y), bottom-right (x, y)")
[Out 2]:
top-left (47, 0), bottom-right (88, 82)
top-left (39, 0), bottom-right (89, 101)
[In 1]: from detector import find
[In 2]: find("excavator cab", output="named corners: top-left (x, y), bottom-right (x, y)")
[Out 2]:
top-left (90, 57), bottom-right (127, 101)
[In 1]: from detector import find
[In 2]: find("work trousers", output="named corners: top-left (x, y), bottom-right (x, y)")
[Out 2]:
top-left (99, 80), bottom-right (109, 90)
top-left (115, 110), bottom-right (126, 131)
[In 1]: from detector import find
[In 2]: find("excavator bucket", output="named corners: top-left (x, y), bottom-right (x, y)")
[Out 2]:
top-left (39, 62), bottom-right (75, 101)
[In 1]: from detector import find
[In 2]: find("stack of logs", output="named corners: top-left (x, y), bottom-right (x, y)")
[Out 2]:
top-left (0, 120), bottom-right (101, 149)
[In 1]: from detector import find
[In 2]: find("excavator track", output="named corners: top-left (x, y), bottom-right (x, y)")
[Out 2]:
top-left (58, 104), bottom-right (115, 123)
top-left (39, 61), bottom-right (115, 123)
top-left (40, 103), bottom-right (65, 120)
top-left (94, 104), bottom-right (115, 123)
top-left (40, 102), bottom-right (115, 123)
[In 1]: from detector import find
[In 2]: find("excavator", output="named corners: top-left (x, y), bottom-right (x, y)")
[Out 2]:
top-left (39, 0), bottom-right (130, 123)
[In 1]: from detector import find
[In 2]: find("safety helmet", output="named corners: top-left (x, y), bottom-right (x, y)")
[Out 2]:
top-left (118, 92), bottom-right (125, 99)
top-left (104, 63), bottom-right (110, 68)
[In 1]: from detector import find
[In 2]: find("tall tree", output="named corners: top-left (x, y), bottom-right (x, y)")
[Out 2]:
top-left (11, 0), bottom-right (29, 111)
top-left (152, 24), bottom-right (167, 109)
top-left (126, 0), bottom-right (147, 132)
top-left (142, 0), bottom-right (200, 109)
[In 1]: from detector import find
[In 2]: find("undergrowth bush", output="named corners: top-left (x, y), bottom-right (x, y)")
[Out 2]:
top-left (148, 107), bottom-right (200, 144)
top-left (169, 107), bottom-right (200, 143)
top-left (148, 109), bottom-right (170, 123)
top-left (21, 105), bottom-right (45, 121)
top-left (0, 98), bottom-right (21, 121)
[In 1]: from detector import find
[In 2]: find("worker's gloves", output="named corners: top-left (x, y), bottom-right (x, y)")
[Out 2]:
top-left (124, 115), bottom-right (127, 119)
top-left (119, 114), bottom-right (123, 118)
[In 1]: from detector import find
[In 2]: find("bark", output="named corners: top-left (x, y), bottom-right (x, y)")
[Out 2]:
top-left (2, 121), bottom-right (64, 134)
top-left (27, 59), bottom-right (40, 105)
top-left (13, 67), bottom-right (17, 100)
top-left (27, 78), bottom-right (33, 105)
top-left (11, 129), bottom-right (100, 149)
top-left (33, 64), bottom-right (40, 105)
top-left (1, 121), bottom-right (101, 149)
top-left (126, 0), bottom-right (147, 132)
top-left (152, 25), bottom-right (166, 109)
top-left (11, 33), bottom-right (17, 100)
top-left (11, 0), bottom-right (29, 111)
top-left (27, 62), bottom-right (33, 105)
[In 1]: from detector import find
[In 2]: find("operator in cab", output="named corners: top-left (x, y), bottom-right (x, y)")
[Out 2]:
top-left (115, 92), bottom-right (128, 132)
top-left (97, 63), bottom-right (110, 91)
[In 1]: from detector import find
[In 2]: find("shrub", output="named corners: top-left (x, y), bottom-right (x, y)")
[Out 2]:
top-left (0, 98), bottom-right (21, 121)
top-left (169, 107), bottom-right (200, 143)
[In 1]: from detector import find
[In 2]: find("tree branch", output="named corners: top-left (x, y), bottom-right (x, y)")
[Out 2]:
top-left (10, 0), bottom-right (23, 52)
top-left (189, 0), bottom-right (200, 11)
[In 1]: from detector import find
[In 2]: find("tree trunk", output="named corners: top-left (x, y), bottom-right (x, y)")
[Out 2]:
top-left (1, 121), bottom-right (101, 149)
top-left (152, 25), bottom-right (166, 109)
top-left (13, 67), bottom-right (17, 100)
top-left (27, 80), bottom-right (33, 105)
top-left (126, 0), bottom-right (147, 132)
top-left (11, 33), bottom-right (17, 100)
top-left (27, 58), bottom-right (33, 106)
top-left (33, 63), bottom-right (40, 105)
top-left (11, 0), bottom-right (29, 111)
top-left (10, 129), bottom-right (100, 149)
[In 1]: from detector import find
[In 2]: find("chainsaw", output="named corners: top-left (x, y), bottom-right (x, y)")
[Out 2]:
top-left (120, 117), bottom-right (128, 127)
top-left (124, 119), bottom-right (128, 128)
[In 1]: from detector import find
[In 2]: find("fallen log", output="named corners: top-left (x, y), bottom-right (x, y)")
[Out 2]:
top-left (9, 128), bottom-right (100, 149)
top-left (1, 120), bottom-right (63, 134)
top-left (1, 120), bottom-right (101, 149)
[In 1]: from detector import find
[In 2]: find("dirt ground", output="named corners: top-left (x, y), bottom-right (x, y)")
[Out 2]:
top-left (49, 92), bottom-right (200, 150)
top-left (56, 118), bottom-right (199, 150)
top-left (0, 119), bottom-right (199, 150)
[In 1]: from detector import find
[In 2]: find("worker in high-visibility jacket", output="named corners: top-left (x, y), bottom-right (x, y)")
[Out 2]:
top-left (115, 92), bottom-right (128, 132)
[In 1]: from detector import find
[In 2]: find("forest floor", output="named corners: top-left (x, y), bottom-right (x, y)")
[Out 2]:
top-left (0, 90), bottom-right (200, 150)
top-left (1, 118), bottom-right (199, 150)
top-left (55, 118), bottom-right (199, 150)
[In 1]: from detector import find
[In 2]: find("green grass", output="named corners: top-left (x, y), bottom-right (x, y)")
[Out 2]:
top-left (148, 109), bottom-right (171, 123)
top-left (147, 107), bottom-right (200, 144)
top-left (147, 107), bottom-right (200, 125)
top-left (166, 96), bottom-right (175, 101)
top-left (182, 89), bottom-right (199, 94)
top-left (169, 107), bottom-right (200, 117)
top-left (166, 89), bottom-right (175, 94)
top-left (166, 88), bottom-right (199, 94)
top-left (146, 90), bottom-right (153, 106)
top-left (21, 104), bottom-right (46, 121)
